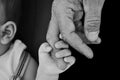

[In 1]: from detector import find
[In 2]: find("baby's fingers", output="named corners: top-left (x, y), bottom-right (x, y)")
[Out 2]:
top-left (38, 42), bottom-right (52, 60)
top-left (55, 41), bottom-right (69, 49)
top-left (64, 56), bottom-right (75, 66)
top-left (55, 49), bottom-right (71, 58)
top-left (64, 56), bottom-right (76, 70)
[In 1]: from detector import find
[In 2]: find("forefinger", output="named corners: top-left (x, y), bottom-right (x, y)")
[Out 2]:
top-left (55, 40), bottom-right (69, 49)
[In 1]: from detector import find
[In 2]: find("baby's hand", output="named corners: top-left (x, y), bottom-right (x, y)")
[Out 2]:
top-left (37, 41), bottom-right (75, 75)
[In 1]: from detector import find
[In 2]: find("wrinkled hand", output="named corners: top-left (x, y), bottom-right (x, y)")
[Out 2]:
top-left (46, 0), bottom-right (105, 59)
top-left (37, 41), bottom-right (75, 75)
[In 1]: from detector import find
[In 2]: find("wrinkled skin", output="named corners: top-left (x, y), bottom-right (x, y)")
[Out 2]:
top-left (46, 0), bottom-right (105, 69)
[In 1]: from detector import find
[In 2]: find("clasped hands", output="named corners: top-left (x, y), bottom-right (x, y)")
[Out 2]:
top-left (37, 0), bottom-right (105, 77)
top-left (46, 0), bottom-right (105, 70)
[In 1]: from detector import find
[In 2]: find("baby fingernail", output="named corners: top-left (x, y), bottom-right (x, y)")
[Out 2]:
top-left (46, 46), bottom-right (52, 51)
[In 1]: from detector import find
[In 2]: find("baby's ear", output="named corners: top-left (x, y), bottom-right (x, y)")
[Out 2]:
top-left (0, 21), bottom-right (17, 45)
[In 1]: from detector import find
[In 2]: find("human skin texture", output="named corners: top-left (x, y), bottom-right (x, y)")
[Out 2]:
top-left (46, 0), bottom-right (105, 69)
top-left (83, 0), bottom-right (105, 42)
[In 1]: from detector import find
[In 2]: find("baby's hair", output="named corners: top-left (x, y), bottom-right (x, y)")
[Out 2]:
top-left (0, 0), bottom-right (22, 42)
top-left (0, 0), bottom-right (21, 25)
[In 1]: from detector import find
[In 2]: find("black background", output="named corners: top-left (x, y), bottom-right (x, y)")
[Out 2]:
top-left (16, 0), bottom-right (114, 79)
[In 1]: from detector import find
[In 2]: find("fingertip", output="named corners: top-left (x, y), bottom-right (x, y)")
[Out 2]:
top-left (64, 56), bottom-right (76, 65)
top-left (55, 41), bottom-right (69, 49)
top-left (84, 49), bottom-right (94, 59)
top-left (90, 37), bottom-right (101, 44)
top-left (87, 53), bottom-right (94, 59)
top-left (46, 46), bottom-right (52, 52)
top-left (39, 42), bottom-right (52, 53)
top-left (78, 43), bottom-right (94, 59)
top-left (86, 31), bottom-right (99, 42)
top-left (96, 37), bottom-right (101, 44)
top-left (40, 42), bottom-right (48, 48)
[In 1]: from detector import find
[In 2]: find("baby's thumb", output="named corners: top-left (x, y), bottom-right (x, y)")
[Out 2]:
top-left (38, 42), bottom-right (52, 59)
top-left (61, 56), bottom-right (76, 72)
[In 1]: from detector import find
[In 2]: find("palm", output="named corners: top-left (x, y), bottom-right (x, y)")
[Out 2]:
top-left (38, 50), bottom-right (65, 74)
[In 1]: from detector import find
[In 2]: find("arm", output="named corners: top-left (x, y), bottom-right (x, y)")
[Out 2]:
top-left (36, 70), bottom-right (59, 80)
top-left (23, 55), bottom-right (38, 80)
top-left (37, 75), bottom-right (58, 80)
top-left (22, 51), bottom-right (59, 80)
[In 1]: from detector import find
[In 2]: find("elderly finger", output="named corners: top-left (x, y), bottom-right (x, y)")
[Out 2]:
top-left (61, 32), bottom-right (94, 59)
top-left (83, 0), bottom-right (105, 42)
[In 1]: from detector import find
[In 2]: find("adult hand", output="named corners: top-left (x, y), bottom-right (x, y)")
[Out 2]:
top-left (46, 0), bottom-right (105, 59)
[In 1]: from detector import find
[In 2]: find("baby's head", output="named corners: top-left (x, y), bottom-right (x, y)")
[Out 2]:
top-left (0, 0), bottom-right (21, 54)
